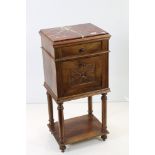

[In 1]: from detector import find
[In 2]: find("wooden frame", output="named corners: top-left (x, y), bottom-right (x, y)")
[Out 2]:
top-left (40, 23), bottom-right (111, 152)
top-left (47, 93), bottom-right (109, 152)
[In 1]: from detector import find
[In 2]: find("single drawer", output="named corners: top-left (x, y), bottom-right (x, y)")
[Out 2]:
top-left (61, 41), bottom-right (102, 57)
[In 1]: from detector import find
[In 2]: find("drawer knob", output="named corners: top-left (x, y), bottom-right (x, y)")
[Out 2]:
top-left (79, 48), bottom-right (85, 53)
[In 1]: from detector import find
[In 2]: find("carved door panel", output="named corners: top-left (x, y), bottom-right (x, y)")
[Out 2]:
top-left (60, 55), bottom-right (108, 96)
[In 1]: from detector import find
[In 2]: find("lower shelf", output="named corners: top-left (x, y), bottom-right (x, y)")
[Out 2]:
top-left (48, 114), bottom-right (108, 145)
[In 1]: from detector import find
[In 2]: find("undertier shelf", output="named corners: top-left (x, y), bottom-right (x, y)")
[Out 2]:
top-left (48, 114), bottom-right (108, 145)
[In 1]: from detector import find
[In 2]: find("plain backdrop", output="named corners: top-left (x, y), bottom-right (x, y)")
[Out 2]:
top-left (1, 1), bottom-right (155, 155)
top-left (26, 0), bottom-right (128, 103)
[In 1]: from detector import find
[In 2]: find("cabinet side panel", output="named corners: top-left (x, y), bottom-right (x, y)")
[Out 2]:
top-left (41, 35), bottom-right (55, 58)
top-left (42, 51), bottom-right (57, 96)
top-left (101, 53), bottom-right (109, 89)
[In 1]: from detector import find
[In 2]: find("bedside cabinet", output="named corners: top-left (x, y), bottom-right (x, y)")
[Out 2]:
top-left (39, 23), bottom-right (111, 152)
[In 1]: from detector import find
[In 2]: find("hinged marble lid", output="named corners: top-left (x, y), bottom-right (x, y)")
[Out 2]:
top-left (39, 23), bottom-right (110, 46)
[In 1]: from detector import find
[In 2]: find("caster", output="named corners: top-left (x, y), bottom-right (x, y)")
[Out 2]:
top-left (101, 135), bottom-right (107, 141)
top-left (60, 145), bottom-right (66, 152)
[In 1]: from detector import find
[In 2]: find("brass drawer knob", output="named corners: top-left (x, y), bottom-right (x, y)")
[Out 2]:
top-left (79, 48), bottom-right (85, 53)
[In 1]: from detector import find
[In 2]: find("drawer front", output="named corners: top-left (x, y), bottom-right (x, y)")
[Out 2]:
top-left (61, 41), bottom-right (102, 57)
top-left (60, 54), bottom-right (108, 96)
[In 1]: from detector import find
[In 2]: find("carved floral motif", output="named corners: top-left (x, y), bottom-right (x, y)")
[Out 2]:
top-left (70, 62), bottom-right (95, 85)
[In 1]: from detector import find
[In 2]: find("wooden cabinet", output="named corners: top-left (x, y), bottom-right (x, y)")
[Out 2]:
top-left (39, 23), bottom-right (111, 152)
top-left (60, 55), bottom-right (107, 96)
top-left (60, 41), bottom-right (102, 57)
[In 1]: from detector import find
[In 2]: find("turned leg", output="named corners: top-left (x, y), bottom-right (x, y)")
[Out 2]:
top-left (57, 103), bottom-right (66, 152)
top-left (101, 93), bottom-right (108, 141)
top-left (88, 96), bottom-right (93, 115)
top-left (46, 92), bottom-right (54, 128)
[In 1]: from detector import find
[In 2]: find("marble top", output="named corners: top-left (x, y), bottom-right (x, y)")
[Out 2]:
top-left (40, 23), bottom-right (108, 42)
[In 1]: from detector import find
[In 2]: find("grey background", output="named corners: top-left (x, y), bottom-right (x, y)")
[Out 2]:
top-left (26, 0), bottom-right (128, 103)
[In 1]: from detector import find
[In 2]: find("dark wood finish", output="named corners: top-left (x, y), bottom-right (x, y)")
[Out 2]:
top-left (39, 23), bottom-right (111, 152)
top-left (46, 92), bottom-right (54, 128)
top-left (101, 135), bottom-right (107, 141)
top-left (57, 103), bottom-right (66, 152)
top-left (42, 51), bottom-right (57, 96)
top-left (44, 82), bottom-right (110, 103)
top-left (101, 94), bottom-right (109, 136)
top-left (61, 41), bottom-right (102, 57)
top-left (88, 96), bottom-right (93, 115)
top-left (60, 55), bottom-right (106, 96)
top-left (48, 114), bottom-right (107, 145)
